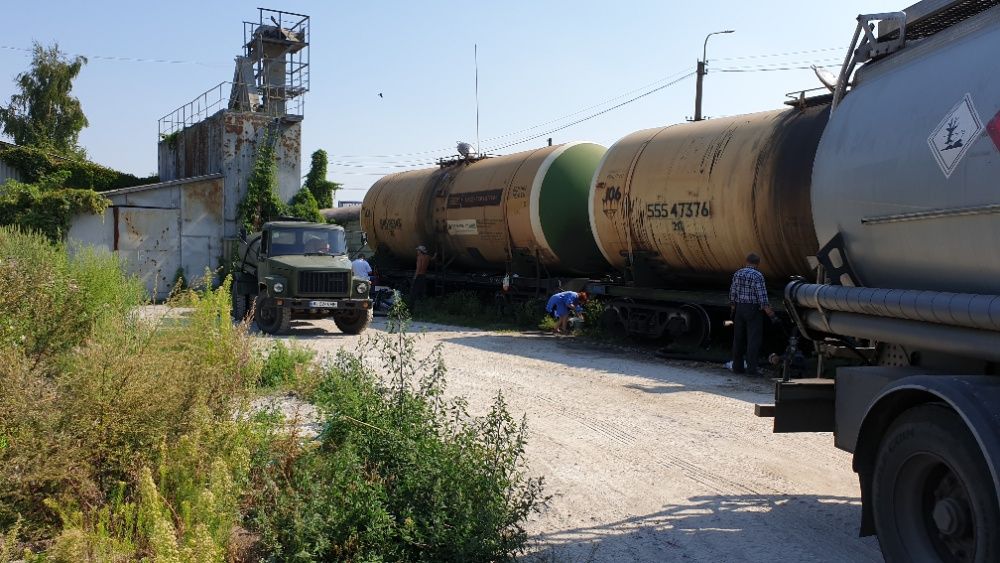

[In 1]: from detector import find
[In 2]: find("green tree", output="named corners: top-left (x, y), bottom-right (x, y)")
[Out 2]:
top-left (303, 149), bottom-right (341, 209)
top-left (287, 187), bottom-right (323, 223)
top-left (237, 130), bottom-right (286, 232)
top-left (0, 42), bottom-right (89, 157)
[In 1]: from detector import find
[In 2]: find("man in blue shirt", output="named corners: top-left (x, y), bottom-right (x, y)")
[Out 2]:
top-left (546, 290), bottom-right (587, 334)
top-left (729, 253), bottom-right (778, 376)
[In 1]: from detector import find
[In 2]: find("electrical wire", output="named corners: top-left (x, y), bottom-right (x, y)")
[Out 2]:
top-left (482, 72), bottom-right (695, 153)
top-left (327, 66), bottom-right (695, 163)
top-left (714, 46), bottom-right (843, 61)
top-left (0, 44), bottom-right (228, 67)
top-left (716, 63), bottom-right (839, 73)
top-left (716, 57), bottom-right (841, 69)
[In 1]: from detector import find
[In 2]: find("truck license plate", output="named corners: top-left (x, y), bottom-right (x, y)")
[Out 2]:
top-left (309, 300), bottom-right (338, 308)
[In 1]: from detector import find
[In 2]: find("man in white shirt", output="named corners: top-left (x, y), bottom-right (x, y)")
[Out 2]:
top-left (351, 255), bottom-right (372, 281)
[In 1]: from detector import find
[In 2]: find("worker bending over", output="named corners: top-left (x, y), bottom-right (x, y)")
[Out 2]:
top-left (546, 290), bottom-right (588, 334)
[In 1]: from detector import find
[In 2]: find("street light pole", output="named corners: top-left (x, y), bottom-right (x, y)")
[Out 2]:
top-left (694, 29), bottom-right (734, 121)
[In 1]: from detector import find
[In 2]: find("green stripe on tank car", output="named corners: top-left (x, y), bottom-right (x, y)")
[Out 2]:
top-left (538, 143), bottom-right (610, 273)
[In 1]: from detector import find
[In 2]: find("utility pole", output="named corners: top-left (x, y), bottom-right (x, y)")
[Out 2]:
top-left (694, 29), bottom-right (734, 121)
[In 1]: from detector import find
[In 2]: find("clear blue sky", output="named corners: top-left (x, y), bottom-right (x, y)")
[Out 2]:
top-left (1, 1), bottom-right (902, 201)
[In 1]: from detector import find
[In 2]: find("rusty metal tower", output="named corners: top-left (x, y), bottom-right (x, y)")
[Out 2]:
top-left (230, 8), bottom-right (310, 120)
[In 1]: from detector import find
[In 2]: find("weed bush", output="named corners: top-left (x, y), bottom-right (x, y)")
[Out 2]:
top-left (0, 228), bottom-right (262, 559)
top-left (252, 320), bottom-right (546, 561)
top-left (581, 298), bottom-right (608, 337)
top-left (259, 340), bottom-right (316, 388)
top-left (1, 229), bottom-right (546, 561)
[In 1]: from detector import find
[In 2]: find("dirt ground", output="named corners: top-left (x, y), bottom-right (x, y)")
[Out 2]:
top-left (270, 316), bottom-right (883, 563)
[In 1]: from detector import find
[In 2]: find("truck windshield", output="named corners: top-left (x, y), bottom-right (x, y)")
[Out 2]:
top-left (268, 228), bottom-right (347, 256)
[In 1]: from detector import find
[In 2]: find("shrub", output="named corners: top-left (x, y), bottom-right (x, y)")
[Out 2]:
top-left (237, 129), bottom-right (285, 233)
top-left (252, 321), bottom-right (546, 561)
top-left (0, 143), bottom-right (157, 192)
top-left (286, 187), bottom-right (323, 223)
top-left (259, 340), bottom-right (316, 388)
top-left (1, 229), bottom-right (546, 560)
top-left (0, 174), bottom-right (108, 242)
top-left (581, 297), bottom-right (608, 337)
top-left (303, 150), bottom-right (340, 209)
top-left (513, 298), bottom-right (545, 328)
top-left (0, 229), bottom-right (260, 555)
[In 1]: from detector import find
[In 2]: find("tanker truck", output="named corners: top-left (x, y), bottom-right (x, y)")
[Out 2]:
top-left (758, 2), bottom-right (1000, 561)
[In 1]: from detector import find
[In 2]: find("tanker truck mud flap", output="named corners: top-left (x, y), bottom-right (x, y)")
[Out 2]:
top-left (754, 378), bottom-right (836, 433)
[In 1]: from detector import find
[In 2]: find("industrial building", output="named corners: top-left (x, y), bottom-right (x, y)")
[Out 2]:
top-left (67, 9), bottom-right (310, 299)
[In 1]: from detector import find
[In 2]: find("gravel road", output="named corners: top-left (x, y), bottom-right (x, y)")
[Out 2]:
top-left (271, 316), bottom-right (883, 563)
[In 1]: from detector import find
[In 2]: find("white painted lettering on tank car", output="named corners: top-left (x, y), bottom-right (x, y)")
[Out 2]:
top-left (447, 219), bottom-right (478, 235)
top-left (927, 93), bottom-right (984, 179)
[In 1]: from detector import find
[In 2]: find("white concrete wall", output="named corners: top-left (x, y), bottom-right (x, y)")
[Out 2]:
top-left (67, 176), bottom-right (225, 300)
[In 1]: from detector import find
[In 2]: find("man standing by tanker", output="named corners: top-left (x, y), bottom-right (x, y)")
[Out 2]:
top-left (729, 252), bottom-right (779, 376)
top-left (411, 245), bottom-right (435, 302)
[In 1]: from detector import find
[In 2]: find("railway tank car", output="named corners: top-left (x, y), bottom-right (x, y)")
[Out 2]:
top-left (362, 142), bottom-right (608, 277)
top-left (589, 104), bottom-right (829, 287)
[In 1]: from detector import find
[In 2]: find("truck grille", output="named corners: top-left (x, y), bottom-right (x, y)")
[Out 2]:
top-left (299, 271), bottom-right (349, 295)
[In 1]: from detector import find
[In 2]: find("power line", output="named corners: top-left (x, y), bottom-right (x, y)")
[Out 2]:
top-left (716, 57), bottom-right (841, 70)
top-left (484, 72), bottom-right (696, 153)
top-left (327, 66), bottom-right (695, 164)
top-left (475, 67), bottom-right (694, 147)
top-left (0, 44), bottom-right (228, 67)
top-left (714, 46), bottom-right (843, 61)
top-left (717, 63), bottom-right (839, 73)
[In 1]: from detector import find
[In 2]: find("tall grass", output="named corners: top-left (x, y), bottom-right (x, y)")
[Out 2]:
top-left (1, 228), bottom-right (546, 561)
top-left (0, 226), bottom-right (261, 560)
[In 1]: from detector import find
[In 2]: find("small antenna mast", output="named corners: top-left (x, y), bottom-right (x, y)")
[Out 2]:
top-left (475, 43), bottom-right (480, 155)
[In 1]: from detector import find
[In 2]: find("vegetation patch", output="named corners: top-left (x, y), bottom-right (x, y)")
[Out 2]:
top-left (0, 172), bottom-right (108, 242)
top-left (409, 289), bottom-right (611, 339)
top-left (286, 187), bottom-right (323, 223)
top-left (0, 229), bottom-right (545, 561)
top-left (410, 290), bottom-right (548, 331)
top-left (303, 149), bottom-right (341, 209)
top-left (0, 143), bottom-right (157, 192)
top-left (252, 303), bottom-right (547, 561)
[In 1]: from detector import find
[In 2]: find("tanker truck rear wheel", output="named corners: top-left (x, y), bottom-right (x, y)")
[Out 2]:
top-left (255, 297), bottom-right (290, 335)
top-left (872, 404), bottom-right (999, 563)
top-left (333, 308), bottom-right (373, 335)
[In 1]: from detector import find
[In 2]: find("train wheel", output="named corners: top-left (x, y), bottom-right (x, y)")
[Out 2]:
top-left (600, 306), bottom-right (623, 333)
top-left (872, 404), bottom-right (999, 563)
top-left (676, 303), bottom-right (711, 347)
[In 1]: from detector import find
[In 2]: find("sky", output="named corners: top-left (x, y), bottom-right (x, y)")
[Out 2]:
top-left (0, 1), bottom-right (903, 202)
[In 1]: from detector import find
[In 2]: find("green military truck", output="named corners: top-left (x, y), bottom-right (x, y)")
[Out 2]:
top-left (232, 220), bottom-right (372, 335)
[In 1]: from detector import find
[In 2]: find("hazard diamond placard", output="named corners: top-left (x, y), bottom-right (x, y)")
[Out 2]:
top-left (927, 93), bottom-right (984, 179)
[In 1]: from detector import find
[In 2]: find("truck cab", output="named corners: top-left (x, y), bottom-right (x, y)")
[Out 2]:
top-left (233, 221), bottom-right (372, 334)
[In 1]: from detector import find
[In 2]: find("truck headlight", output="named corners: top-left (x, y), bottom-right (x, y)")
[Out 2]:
top-left (356, 282), bottom-right (369, 294)
top-left (273, 282), bottom-right (284, 293)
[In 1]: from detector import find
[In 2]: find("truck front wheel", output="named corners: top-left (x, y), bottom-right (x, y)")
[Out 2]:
top-left (333, 309), bottom-right (373, 335)
top-left (255, 297), bottom-right (291, 335)
top-left (872, 403), bottom-right (999, 563)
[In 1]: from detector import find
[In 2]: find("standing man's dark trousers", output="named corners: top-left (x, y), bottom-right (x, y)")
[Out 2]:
top-left (732, 303), bottom-right (764, 375)
top-left (410, 275), bottom-right (427, 302)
